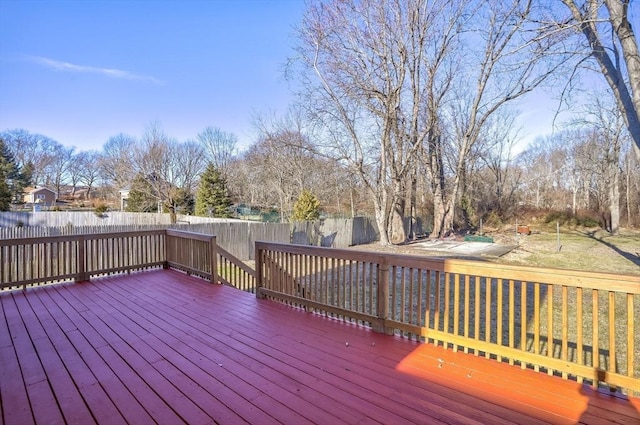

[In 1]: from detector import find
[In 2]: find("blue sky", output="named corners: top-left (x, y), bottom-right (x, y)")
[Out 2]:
top-left (0, 0), bottom-right (306, 151)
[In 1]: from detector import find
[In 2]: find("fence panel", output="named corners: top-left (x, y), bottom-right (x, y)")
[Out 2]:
top-left (291, 217), bottom-right (380, 248)
top-left (0, 211), bottom-right (172, 227)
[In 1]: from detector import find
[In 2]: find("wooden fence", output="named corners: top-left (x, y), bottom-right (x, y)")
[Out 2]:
top-left (0, 212), bottom-right (381, 253)
top-left (291, 217), bottom-right (380, 247)
top-left (0, 211), bottom-right (173, 227)
top-left (179, 222), bottom-right (290, 260)
top-left (0, 221), bottom-right (291, 261)
top-left (255, 241), bottom-right (640, 394)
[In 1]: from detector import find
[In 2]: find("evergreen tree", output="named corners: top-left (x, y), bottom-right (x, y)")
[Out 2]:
top-left (0, 138), bottom-right (29, 210)
top-left (0, 175), bottom-right (10, 211)
top-left (195, 163), bottom-right (232, 218)
top-left (125, 174), bottom-right (158, 212)
top-left (292, 189), bottom-right (320, 221)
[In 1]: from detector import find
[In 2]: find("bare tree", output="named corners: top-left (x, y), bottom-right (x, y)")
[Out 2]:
top-left (76, 151), bottom-right (101, 201)
top-left (295, 0), bottom-right (466, 243)
top-left (175, 140), bottom-right (207, 195)
top-left (294, 0), bottom-right (564, 241)
top-left (243, 129), bottom-right (317, 221)
top-left (476, 111), bottom-right (522, 220)
top-left (100, 133), bottom-right (136, 193)
top-left (133, 124), bottom-right (177, 220)
top-left (516, 133), bottom-right (571, 210)
top-left (46, 145), bottom-right (75, 200)
top-left (132, 123), bottom-right (204, 222)
top-left (67, 151), bottom-right (83, 198)
top-left (426, 0), bottom-right (564, 237)
top-left (0, 129), bottom-right (59, 186)
top-left (577, 94), bottom-right (628, 234)
top-left (197, 127), bottom-right (238, 178)
top-left (559, 0), bottom-right (640, 160)
top-left (622, 148), bottom-right (640, 226)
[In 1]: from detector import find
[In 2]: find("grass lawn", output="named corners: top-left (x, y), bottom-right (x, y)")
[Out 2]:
top-left (495, 228), bottom-right (640, 276)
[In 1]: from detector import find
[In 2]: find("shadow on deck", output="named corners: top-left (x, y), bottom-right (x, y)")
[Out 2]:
top-left (1, 269), bottom-right (638, 424)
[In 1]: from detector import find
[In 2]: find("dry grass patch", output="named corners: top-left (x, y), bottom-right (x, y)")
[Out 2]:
top-left (495, 228), bottom-right (640, 276)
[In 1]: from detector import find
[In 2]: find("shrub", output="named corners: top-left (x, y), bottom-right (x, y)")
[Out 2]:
top-left (544, 210), bottom-right (601, 228)
top-left (483, 211), bottom-right (503, 228)
top-left (95, 204), bottom-right (108, 217)
top-left (292, 189), bottom-right (321, 221)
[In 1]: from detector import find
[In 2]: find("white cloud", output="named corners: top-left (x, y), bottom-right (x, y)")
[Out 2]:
top-left (26, 55), bottom-right (165, 85)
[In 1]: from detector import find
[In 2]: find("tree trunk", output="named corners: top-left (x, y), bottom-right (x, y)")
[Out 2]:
top-left (409, 171), bottom-right (418, 240)
top-left (370, 182), bottom-right (391, 246)
top-left (604, 0), bottom-right (640, 161)
top-left (374, 203), bottom-right (391, 245)
top-left (608, 160), bottom-right (620, 235)
top-left (431, 191), bottom-right (446, 239)
top-left (390, 208), bottom-right (406, 244)
top-left (350, 188), bottom-right (355, 219)
top-left (563, 0), bottom-right (640, 161)
top-left (428, 130), bottom-right (448, 239)
top-left (390, 179), bottom-right (407, 243)
top-left (626, 158), bottom-right (632, 227)
top-left (571, 179), bottom-right (578, 215)
top-left (430, 178), bottom-right (455, 238)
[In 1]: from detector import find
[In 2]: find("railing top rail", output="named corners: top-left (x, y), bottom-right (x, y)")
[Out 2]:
top-left (255, 241), bottom-right (640, 293)
top-left (443, 258), bottom-right (640, 292)
top-left (166, 229), bottom-right (216, 242)
top-left (256, 241), bottom-right (390, 263)
top-left (0, 229), bottom-right (167, 247)
top-left (217, 244), bottom-right (255, 276)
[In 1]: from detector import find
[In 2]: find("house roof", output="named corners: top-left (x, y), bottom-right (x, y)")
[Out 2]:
top-left (26, 186), bottom-right (57, 195)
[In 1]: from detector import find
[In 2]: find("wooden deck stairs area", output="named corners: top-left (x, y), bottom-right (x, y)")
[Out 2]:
top-left (1, 270), bottom-right (639, 424)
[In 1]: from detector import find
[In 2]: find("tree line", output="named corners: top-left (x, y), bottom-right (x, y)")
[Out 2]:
top-left (1, 0), bottom-right (639, 243)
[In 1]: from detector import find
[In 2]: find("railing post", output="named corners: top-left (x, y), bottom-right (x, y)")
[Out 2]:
top-left (255, 242), bottom-right (265, 299)
top-left (376, 257), bottom-right (391, 334)
top-left (76, 235), bottom-right (88, 282)
top-left (162, 232), bottom-right (169, 269)
top-left (210, 236), bottom-right (218, 284)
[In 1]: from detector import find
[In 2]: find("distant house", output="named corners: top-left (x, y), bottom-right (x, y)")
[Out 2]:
top-left (119, 189), bottom-right (130, 211)
top-left (23, 187), bottom-right (57, 205)
top-left (72, 188), bottom-right (90, 201)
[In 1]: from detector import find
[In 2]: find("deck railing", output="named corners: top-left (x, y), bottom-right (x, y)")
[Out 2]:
top-left (255, 241), bottom-right (640, 394)
top-left (165, 229), bottom-right (217, 282)
top-left (4, 232), bottom-right (637, 393)
top-left (0, 230), bottom-right (254, 291)
top-left (164, 229), bottom-right (255, 290)
top-left (0, 230), bottom-right (166, 289)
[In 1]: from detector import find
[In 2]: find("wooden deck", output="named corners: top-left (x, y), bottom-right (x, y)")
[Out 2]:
top-left (1, 270), bottom-right (638, 425)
